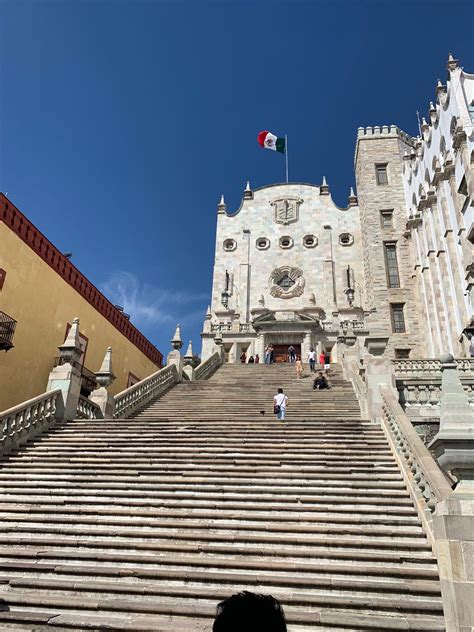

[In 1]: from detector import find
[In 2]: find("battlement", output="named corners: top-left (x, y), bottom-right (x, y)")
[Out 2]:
top-left (357, 125), bottom-right (414, 145)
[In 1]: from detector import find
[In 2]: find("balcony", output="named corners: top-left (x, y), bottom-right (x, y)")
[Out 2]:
top-left (0, 311), bottom-right (17, 351)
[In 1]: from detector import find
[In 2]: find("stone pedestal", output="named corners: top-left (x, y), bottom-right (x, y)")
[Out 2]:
top-left (167, 349), bottom-right (183, 380)
top-left (47, 363), bottom-right (82, 421)
top-left (365, 357), bottom-right (397, 422)
top-left (90, 387), bottom-right (113, 418)
top-left (433, 497), bottom-right (474, 632)
top-left (183, 364), bottom-right (195, 380)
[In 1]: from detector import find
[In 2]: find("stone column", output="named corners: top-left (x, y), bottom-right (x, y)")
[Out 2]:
top-left (256, 332), bottom-right (265, 361)
top-left (301, 332), bottom-right (311, 362)
top-left (429, 353), bottom-right (474, 632)
top-left (46, 317), bottom-right (83, 421)
top-left (90, 346), bottom-right (116, 418)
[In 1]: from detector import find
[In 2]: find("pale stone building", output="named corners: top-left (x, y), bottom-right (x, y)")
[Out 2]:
top-left (202, 55), bottom-right (473, 362)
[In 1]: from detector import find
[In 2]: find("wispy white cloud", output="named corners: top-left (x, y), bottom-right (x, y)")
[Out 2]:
top-left (101, 271), bottom-right (208, 328)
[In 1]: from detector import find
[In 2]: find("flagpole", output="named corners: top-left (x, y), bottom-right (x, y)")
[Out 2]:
top-left (285, 134), bottom-right (289, 183)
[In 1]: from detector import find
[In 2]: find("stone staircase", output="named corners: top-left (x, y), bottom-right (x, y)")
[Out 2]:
top-left (0, 363), bottom-right (445, 630)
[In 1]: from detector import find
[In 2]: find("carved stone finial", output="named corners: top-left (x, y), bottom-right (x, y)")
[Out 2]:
top-left (205, 305), bottom-right (212, 320)
top-left (308, 292), bottom-right (316, 306)
top-left (348, 187), bottom-right (358, 207)
top-left (217, 194), bottom-right (226, 214)
top-left (243, 180), bottom-right (253, 200)
top-left (171, 324), bottom-right (183, 350)
top-left (95, 346), bottom-right (116, 388)
top-left (183, 340), bottom-right (194, 366)
top-left (320, 176), bottom-right (329, 196)
top-left (447, 52), bottom-right (459, 72)
top-left (58, 317), bottom-right (82, 364)
top-left (258, 294), bottom-right (265, 307)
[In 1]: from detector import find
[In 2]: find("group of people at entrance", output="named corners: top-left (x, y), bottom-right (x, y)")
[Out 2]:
top-left (240, 352), bottom-right (260, 364)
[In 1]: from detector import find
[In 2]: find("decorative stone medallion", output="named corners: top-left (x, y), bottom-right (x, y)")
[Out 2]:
top-left (271, 197), bottom-right (303, 225)
top-left (269, 266), bottom-right (305, 299)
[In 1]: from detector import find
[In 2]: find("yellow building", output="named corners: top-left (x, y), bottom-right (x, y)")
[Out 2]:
top-left (0, 193), bottom-right (162, 411)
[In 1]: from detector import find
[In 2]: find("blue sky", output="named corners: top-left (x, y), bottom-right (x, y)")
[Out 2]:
top-left (1, 0), bottom-right (473, 357)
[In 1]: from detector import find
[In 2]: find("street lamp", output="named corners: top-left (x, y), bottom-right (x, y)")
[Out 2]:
top-left (344, 286), bottom-right (355, 306)
top-left (221, 290), bottom-right (229, 308)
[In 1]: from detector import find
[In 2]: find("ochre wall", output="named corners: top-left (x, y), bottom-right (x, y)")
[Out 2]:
top-left (0, 223), bottom-right (160, 410)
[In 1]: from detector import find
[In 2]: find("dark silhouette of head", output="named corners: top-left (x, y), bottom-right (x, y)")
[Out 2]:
top-left (277, 388), bottom-right (283, 394)
top-left (213, 591), bottom-right (287, 632)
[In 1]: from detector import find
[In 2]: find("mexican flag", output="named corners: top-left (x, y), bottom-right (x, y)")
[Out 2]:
top-left (257, 130), bottom-right (286, 153)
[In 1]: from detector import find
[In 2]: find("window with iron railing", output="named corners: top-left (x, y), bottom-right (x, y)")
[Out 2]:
top-left (0, 311), bottom-right (17, 351)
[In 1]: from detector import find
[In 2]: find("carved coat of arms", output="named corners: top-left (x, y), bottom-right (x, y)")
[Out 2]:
top-left (271, 197), bottom-right (302, 225)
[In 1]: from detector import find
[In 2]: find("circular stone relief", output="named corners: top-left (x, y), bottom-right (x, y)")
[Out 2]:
top-left (223, 238), bottom-right (237, 251)
top-left (269, 266), bottom-right (305, 299)
top-left (303, 234), bottom-right (318, 248)
top-left (339, 233), bottom-right (354, 246)
top-left (256, 237), bottom-right (270, 250)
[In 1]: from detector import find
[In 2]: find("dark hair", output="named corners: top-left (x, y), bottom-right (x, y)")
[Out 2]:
top-left (277, 388), bottom-right (283, 394)
top-left (213, 591), bottom-right (287, 632)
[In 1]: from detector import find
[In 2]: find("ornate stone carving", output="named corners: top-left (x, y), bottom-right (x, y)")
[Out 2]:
top-left (271, 198), bottom-right (302, 225)
top-left (269, 266), bottom-right (305, 299)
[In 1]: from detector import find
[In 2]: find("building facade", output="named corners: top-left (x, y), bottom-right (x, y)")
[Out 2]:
top-left (0, 194), bottom-right (163, 411)
top-left (202, 55), bottom-right (473, 362)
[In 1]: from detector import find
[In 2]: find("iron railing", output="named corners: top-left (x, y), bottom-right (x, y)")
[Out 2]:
top-left (52, 357), bottom-right (98, 396)
top-left (0, 311), bottom-right (17, 351)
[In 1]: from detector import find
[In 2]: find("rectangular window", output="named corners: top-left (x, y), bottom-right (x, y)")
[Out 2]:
top-left (395, 348), bottom-right (411, 358)
top-left (384, 243), bottom-right (400, 288)
top-left (380, 209), bottom-right (393, 229)
top-left (375, 163), bottom-right (388, 185)
top-left (391, 304), bottom-right (406, 333)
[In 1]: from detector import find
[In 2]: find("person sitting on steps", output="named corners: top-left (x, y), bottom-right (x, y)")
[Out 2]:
top-left (213, 591), bottom-right (287, 632)
top-left (313, 372), bottom-right (329, 390)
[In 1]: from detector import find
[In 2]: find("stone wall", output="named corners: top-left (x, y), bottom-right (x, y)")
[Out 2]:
top-left (355, 126), bottom-right (423, 358)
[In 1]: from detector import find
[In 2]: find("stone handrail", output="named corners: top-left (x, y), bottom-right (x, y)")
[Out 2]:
top-left (393, 357), bottom-right (474, 375)
top-left (341, 357), bottom-right (368, 416)
top-left (76, 395), bottom-right (102, 419)
top-left (0, 390), bottom-right (63, 456)
top-left (194, 350), bottom-right (223, 381)
top-left (113, 363), bottom-right (179, 419)
top-left (380, 385), bottom-right (452, 541)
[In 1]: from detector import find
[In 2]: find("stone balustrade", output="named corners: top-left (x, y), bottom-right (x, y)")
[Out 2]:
top-left (393, 358), bottom-right (474, 375)
top-left (194, 350), bottom-right (223, 381)
top-left (76, 394), bottom-right (102, 419)
top-left (113, 363), bottom-right (179, 419)
top-left (0, 390), bottom-right (63, 456)
top-left (380, 386), bottom-right (452, 541)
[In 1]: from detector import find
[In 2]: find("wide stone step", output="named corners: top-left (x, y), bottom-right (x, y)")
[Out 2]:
top-left (0, 532), bottom-right (433, 561)
top-left (0, 589), bottom-right (446, 631)
top-left (0, 581), bottom-right (444, 615)
top-left (0, 495), bottom-right (419, 515)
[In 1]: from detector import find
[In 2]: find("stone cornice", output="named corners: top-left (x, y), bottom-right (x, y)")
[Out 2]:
top-left (0, 194), bottom-right (163, 367)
